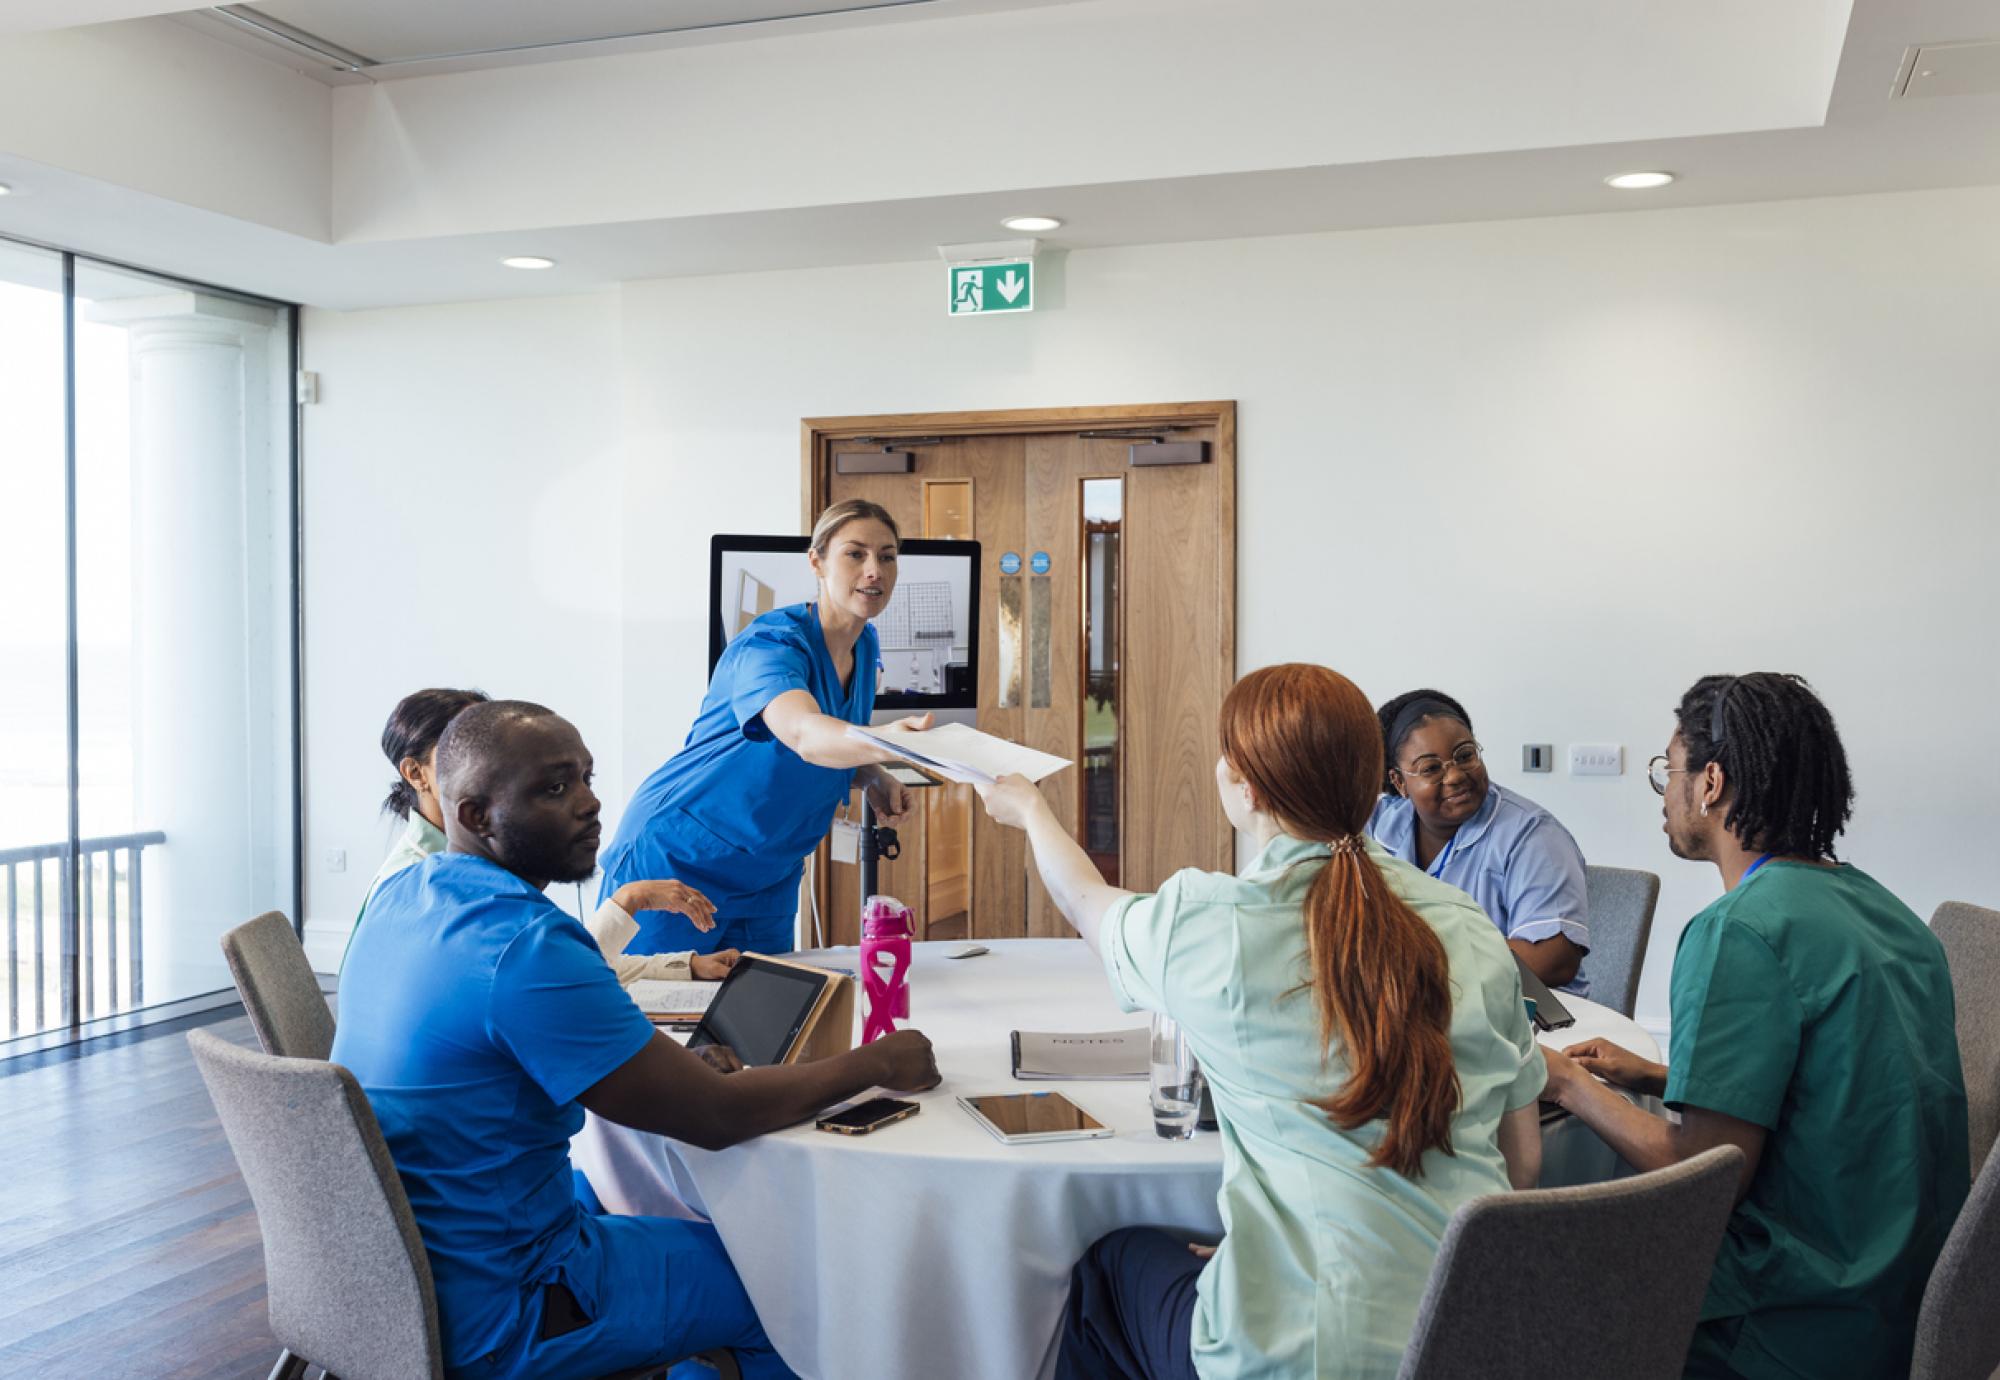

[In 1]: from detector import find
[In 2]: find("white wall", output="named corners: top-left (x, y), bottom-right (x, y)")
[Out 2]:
top-left (298, 292), bottom-right (624, 967)
top-left (303, 184), bottom-right (2000, 1024)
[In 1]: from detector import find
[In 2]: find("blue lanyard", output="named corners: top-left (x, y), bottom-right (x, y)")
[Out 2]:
top-left (1742, 853), bottom-right (1773, 882)
top-left (1431, 830), bottom-right (1459, 877)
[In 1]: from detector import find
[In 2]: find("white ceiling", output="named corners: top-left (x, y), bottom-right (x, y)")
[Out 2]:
top-left (0, 0), bottom-right (1996, 310)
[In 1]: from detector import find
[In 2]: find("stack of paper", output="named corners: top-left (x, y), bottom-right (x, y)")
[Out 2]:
top-left (848, 721), bottom-right (1071, 786)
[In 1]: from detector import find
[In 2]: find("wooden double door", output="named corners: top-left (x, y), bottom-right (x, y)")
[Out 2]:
top-left (805, 403), bottom-right (1236, 944)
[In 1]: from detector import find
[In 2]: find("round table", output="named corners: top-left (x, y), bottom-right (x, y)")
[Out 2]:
top-left (571, 939), bottom-right (1659, 1380)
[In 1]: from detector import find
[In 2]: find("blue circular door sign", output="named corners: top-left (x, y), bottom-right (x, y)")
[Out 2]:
top-left (1030, 551), bottom-right (1051, 574)
top-left (1000, 551), bottom-right (1022, 574)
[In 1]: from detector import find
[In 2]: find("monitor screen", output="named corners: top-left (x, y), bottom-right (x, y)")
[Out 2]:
top-left (708, 534), bottom-right (980, 712)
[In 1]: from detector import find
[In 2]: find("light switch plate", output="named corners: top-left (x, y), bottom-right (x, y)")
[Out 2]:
top-left (324, 848), bottom-right (347, 873)
top-left (1569, 744), bottom-right (1623, 777)
top-left (1522, 744), bottom-right (1554, 772)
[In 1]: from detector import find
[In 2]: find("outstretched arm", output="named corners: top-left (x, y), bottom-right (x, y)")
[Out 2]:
top-left (975, 774), bottom-right (1133, 953)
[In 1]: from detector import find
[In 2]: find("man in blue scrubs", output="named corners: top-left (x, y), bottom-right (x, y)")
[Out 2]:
top-left (334, 700), bottom-right (940, 1380)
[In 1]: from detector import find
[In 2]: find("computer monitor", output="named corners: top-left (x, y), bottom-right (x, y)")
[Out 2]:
top-left (707, 534), bottom-right (981, 717)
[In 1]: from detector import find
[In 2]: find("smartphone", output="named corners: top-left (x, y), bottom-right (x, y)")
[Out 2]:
top-left (815, 1097), bottom-right (921, 1136)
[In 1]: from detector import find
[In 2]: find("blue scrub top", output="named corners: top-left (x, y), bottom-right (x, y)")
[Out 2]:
top-left (1368, 782), bottom-right (1593, 996)
top-left (331, 853), bottom-right (657, 1371)
top-left (599, 602), bottom-right (878, 950)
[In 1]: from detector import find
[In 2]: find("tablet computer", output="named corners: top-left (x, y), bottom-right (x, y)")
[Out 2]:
top-left (957, 1091), bottom-right (1115, 1145)
top-left (1514, 952), bottom-right (1577, 1032)
top-left (688, 955), bottom-right (833, 1066)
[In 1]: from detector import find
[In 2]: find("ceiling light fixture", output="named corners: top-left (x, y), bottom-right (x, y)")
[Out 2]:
top-left (501, 255), bottom-right (556, 270)
top-left (1604, 171), bottom-right (1676, 191)
top-left (1001, 215), bottom-right (1062, 233)
top-left (0, 183), bottom-right (12, 196)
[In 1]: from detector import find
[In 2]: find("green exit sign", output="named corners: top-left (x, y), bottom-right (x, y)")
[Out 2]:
top-left (948, 260), bottom-right (1033, 316)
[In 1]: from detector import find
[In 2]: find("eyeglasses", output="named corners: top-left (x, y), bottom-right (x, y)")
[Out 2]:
top-left (1647, 754), bottom-right (1695, 795)
top-left (1396, 743), bottom-right (1483, 784)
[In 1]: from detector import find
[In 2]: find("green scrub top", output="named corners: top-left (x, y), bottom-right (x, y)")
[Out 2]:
top-left (1667, 861), bottom-right (1969, 1379)
top-left (1101, 834), bottom-right (1546, 1380)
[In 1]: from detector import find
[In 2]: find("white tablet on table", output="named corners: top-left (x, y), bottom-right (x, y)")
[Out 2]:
top-left (958, 1090), bottom-right (1115, 1145)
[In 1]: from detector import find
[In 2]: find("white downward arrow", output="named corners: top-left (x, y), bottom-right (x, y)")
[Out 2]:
top-left (996, 270), bottom-right (1024, 303)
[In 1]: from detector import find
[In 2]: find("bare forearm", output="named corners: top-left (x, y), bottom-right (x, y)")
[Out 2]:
top-left (583, 1036), bottom-right (889, 1150)
top-left (1509, 934), bottom-right (1584, 989)
top-left (1021, 804), bottom-right (1131, 952)
top-left (1552, 1075), bottom-right (1681, 1173)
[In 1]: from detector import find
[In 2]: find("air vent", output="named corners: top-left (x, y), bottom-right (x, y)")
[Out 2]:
top-left (1894, 39), bottom-right (2000, 99)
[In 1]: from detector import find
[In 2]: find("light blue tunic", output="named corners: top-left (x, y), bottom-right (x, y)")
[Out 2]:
top-left (1101, 834), bottom-right (1547, 1380)
top-left (599, 603), bottom-right (877, 954)
top-left (1369, 782), bottom-right (1592, 996)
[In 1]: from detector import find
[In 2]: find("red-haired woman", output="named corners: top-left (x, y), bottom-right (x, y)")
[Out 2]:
top-left (977, 664), bottom-right (1547, 1380)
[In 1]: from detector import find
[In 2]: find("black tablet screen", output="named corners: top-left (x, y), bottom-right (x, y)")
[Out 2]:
top-left (688, 959), bottom-right (826, 1066)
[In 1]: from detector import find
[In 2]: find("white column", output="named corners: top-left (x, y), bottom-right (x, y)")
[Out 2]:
top-left (87, 290), bottom-right (283, 1004)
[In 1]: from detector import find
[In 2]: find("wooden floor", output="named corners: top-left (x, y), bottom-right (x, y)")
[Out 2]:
top-left (0, 1012), bottom-right (283, 1379)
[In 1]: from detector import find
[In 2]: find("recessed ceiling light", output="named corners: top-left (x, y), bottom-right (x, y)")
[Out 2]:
top-left (1000, 215), bottom-right (1062, 233)
top-left (501, 255), bottom-right (556, 270)
top-left (0, 183), bottom-right (12, 197)
top-left (1604, 171), bottom-right (1676, 191)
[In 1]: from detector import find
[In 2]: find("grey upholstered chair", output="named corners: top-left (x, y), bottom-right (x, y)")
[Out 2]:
top-left (1581, 865), bottom-right (1661, 1018)
top-left (220, 910), bottom-right (335, 1060)
top-left (189, 1030), bottom-right (733, 1380)
top-left (1911, 1138), bottom-right (2000, 1380)
top-left (1933, 900), bottom-right (2000, 1178)
top-left (1395, 1145), bottom-right (1742, 1380)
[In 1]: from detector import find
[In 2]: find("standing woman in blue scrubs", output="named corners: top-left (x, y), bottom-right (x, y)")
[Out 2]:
top-left (600, 499), bottom-right (930, 956)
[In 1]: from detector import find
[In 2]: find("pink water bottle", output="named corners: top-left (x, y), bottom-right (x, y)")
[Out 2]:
top-left (860, 895), bottom-right (914, 1045)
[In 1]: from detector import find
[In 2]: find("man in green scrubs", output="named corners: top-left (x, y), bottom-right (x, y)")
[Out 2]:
top-left (1540, 672), bottom-right (1968, 1379)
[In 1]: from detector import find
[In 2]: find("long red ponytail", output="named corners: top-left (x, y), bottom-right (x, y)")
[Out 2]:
top-left (1218, 664), bottom-right (1460, 1177)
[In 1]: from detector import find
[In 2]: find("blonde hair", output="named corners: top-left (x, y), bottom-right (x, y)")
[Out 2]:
top-left (809, 499), bottom-right (901, 557)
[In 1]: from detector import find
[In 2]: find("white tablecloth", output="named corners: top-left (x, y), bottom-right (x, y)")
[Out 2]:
top-left (571, 939), bottom-right (1660, 1380)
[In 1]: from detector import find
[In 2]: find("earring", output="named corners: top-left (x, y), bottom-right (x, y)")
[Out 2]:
top-left (1700, 801), bottom-right (1710, 817)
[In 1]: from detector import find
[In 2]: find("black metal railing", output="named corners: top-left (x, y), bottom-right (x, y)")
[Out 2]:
top-left (1, 830), bottom-right (165, 1038)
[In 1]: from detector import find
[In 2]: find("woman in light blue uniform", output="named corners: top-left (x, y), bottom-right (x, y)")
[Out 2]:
top-left (600, 499), bottom-right (929, 956)
top-left (1367, 688), bottom-right (1592, 995)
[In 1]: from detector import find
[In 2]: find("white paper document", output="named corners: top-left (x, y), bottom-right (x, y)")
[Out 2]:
top-left (628, 979), bottom-right (719, 1020)
top-left (847, 721), bottom-right (1072, 786)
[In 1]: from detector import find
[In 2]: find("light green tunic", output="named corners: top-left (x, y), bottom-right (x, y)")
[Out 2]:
top-left (1101, 834), bottom-right (1546, 1380)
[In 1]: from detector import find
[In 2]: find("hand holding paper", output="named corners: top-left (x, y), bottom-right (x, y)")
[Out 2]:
top-left (847, 721), bottom-right (1071, 786)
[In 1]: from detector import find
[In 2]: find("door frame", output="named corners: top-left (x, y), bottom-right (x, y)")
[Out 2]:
top-left (800, 399), bottom-right (1235, 677)
top-left (800, 402), bottom-right (1237, 938)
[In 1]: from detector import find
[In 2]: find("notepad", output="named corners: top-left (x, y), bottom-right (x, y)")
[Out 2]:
top-left (629, 979), bottom-right (720, 1024)
top-left (1011, 1028), bottom-right (1149, 1080)
top-left (848, 721), bottom-right (1071, 786)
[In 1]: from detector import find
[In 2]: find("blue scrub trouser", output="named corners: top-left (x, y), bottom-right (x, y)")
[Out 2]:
top-left (1056, 1228), bottom-right (1202, 1380)
top-left (461, 1213), bottom-right (794, 1380)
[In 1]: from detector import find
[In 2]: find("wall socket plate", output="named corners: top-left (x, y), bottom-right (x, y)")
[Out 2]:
top-left (324, 848), bottom-right (347, 873)
top-left (1569, 744), bottom-right (1623, 776)
top-left (1522, 743), bottom-right (1554, 772)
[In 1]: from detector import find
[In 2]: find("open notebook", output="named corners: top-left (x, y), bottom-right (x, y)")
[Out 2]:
top-left (628, 979), bottom-right (720, 1024)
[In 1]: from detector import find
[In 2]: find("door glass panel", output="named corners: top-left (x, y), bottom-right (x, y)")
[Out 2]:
top-left (0, 242), bottom-right (69, 1039)
top-left (1082, 478), bottom-right (1122, 885)
top-left (72, 262), bottom-right (297, 1020)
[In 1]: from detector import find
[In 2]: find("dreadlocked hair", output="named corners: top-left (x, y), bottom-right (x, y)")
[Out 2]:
top-left (1675, 672), bottom-right (1852, 861)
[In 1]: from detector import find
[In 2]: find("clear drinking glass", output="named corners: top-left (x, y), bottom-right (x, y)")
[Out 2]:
top-left (1150, 1012), bottom-right (1205, 1140)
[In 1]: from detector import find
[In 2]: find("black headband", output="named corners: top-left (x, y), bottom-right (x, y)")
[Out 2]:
top-left (1386, 697), bottom-right (1471, 761)
top-left (1709, 677), bottom-right (1738, 746)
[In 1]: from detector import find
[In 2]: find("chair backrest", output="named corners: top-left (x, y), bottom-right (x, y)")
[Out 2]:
top-left (1396, 1145), bottom-right (1743, 1380)
top-left (221, 910), bottom-right (335, 1060)
top-left (1911, 1135), bottom-right (2000, 1380)
top-left (1932, 901), bottom-right (2000, 1178)
top-left (188, 1028), bottom-right (441, 1380)
top-left (1581, 865), bottom-right (1661, 1018)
